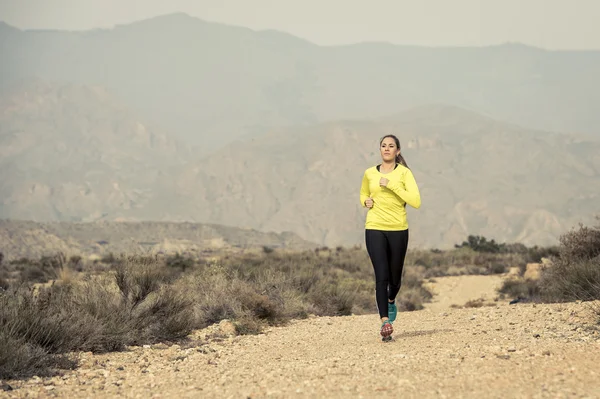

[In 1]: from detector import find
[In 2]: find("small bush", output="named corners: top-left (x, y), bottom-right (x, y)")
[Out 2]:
top-left (556, 223), bottom-right (600, 261)
top-left (232, 279), bottom-right (281, 321)
top-left (0, 286), bottom-right (83, 379)
top-left (132, 284), bottom-right (195, 344)
top-left (262, 246), bottom-right (274, 254)
top-left (190, 269), bottom-right (238, 327)
top-left (0, 276), bottom-right (9, 291)
top-left (490, 263), bottom-right (506, 274)
top-left (166, 254), bottom-right (195, 273)
top-left (539, 258), bottom-right (600, 302)
top-left (498, 278), bottom-right (540, 300)
top-left (397, 287), bottom-right (426, 311)
top-left (308, 281), bottom-right (355, 316)
top-left (234, 314), bottom-right (266, 335)
top-left (523, 246), bottom-right (560, 264)
top-left (0, 256), bottom-right (196, 379)
top-left (464, 298), bottom-right (485, 308)
top-left (538, 222), bottom-right (600, 303)
top-left (455, 235), bottom-right (503, 253)
top-left (405, 246), bottom-right (531, 278)
top-left (0, 329), bottom-right (77, 380)
top-left (2, 253), bottom-right (83, 285)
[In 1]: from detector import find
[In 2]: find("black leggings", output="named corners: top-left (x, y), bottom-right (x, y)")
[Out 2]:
top-left (365, 229), bottom-right (409, 318)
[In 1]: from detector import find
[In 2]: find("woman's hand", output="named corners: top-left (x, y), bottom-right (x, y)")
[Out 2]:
top-left (364, 197), bottom-right (374, 208)
top-left (379, 177), bottom-right (389, 187)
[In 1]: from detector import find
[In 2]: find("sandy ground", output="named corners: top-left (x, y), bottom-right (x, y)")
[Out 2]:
top-left (423, 274), bottom-right (506, 312)
top-left (3, 275), bottom-right (600, 399)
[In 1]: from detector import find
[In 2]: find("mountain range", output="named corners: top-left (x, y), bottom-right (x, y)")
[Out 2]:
top-left (2, 13), bottom-right (600, 154)
top-left (1, 80), bottom-right (598, 249)
top-left (1, 14), bottom-right (599, 250)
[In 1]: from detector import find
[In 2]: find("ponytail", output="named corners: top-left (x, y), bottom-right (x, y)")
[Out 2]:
top-left (396, 153), bottom-right (409, 168)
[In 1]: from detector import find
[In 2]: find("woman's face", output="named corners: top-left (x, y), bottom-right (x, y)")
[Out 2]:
top-left (380, 137), bottom-right (399, 163)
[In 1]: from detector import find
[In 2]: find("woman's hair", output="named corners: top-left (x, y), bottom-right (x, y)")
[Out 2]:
top-left (380, 134), bottom-right (409, 168)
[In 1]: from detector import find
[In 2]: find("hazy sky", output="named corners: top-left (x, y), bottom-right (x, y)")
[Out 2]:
top-left (1, 0), bottom-right (599, 49)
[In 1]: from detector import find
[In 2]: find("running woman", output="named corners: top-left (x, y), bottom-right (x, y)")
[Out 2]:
top-left (359, 134), bottom-right (421, 339)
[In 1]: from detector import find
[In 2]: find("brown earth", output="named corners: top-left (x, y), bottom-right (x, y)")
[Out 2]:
top-left (422, 274), bottom-right (507, 312)
top-left (3, 275), bottom-right (600, 399)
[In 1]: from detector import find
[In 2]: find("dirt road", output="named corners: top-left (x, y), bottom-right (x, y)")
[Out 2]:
top-left (4, 276), bottom-right (600, 398)
top-left (422, 274), bottom-right (506, 312)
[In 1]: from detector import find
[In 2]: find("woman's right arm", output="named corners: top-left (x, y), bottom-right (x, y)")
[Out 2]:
top-left (360, 171), bottom-right (370, 207)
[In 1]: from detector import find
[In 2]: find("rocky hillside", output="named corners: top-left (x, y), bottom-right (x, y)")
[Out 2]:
top-left (0, 219), bottom-right (316, 261)
top-left (0, 82), bottom-right (598, 249)
top-left (165, 105), bottom-right (600, 248)
top-left (0, 80), bottom-right (190, 222)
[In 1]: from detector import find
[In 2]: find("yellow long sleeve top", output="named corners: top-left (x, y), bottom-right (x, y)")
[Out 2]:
top-left (359, 163), bottom-right (421, 231)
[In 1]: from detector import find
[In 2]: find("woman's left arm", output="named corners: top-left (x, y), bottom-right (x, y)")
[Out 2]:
top-left (386, 169), bottom-right (421, 209)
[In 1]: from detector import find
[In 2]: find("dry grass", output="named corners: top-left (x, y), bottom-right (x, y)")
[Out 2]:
top-left (538, 222), bottom-right (600, 303)
top-left (0, 256), bottom-right (194, 379)
top-left (1, 232), bottom-right (583, 380)
top-left (497, 220), bottom-right (600, 319)
top-left (463, 298), bottom-right (496, 308)
top-left (187, 248), bottom-right (433, 324)
top-left (498, 278), bottom-right (540, 301)
top-left (405, 246), bottom-right (554, 278)
top-left (0, 247), bottom-right (436, 379)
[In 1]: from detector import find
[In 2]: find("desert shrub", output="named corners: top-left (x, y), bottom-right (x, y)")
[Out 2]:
top-left (108, 256), bottom-right (195, 345)
top-left (231, 278), bottom-right (282, 321)
top-left (233, 313), bottom-right (266, 335)
top-left (114, 256), bottom-right (171, 307)
top-left (2, 253), bottom-right (88, 285)
top-left (397, 287), bottom-right (426, 311)
top-left (12, 255), bottom-right (61, 284)
top-left (132, 283), bottom-right (195, 344)
top-left (166, 253), bottom-right (195, 273)
top-left (0, 286), bottom-right (83, 379)
top-left (455, 235), bottom-right (504, 253)
top-left (262, 246), bottom-right (274, 254)
top-left (406, 240), bottom-right (562, 278)
top-left (396, 268), bottom-right (433, 311)
top-left (0, 328), bottom-right (77, 380)
top-left (0, 256), bottom-right (196, 379)
top-left (496, 220), bottom-right (600, 311)
top-left (101, 252), bottom-right (117, 264)
top-left (490, 262), bottom-right (507, 274)
top-left (523, 245), bottom-right (560, 264)
top-left (498, 278), bottom-right (540, 300)
top-left (0, 276), bottom-right (9, 291)
top-left (1, 246), bottom-right (434, 379)
top-left (308, 279), bottom-right (355, 316)
top-left (538, 223), bottom-right (600, 302)
top-left (557, 223), bottom-right (600, 260)
top-left (183, 248), bottom-right (433, 331)
top-left (464, 298), bottom-right (485, 308)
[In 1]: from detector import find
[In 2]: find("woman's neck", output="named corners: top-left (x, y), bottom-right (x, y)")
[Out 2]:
top-left (380, 161), bottom-right (396, 172)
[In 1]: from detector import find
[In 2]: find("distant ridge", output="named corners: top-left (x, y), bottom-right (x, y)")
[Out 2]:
top-left (0, 219), bottom-right (317, 261)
